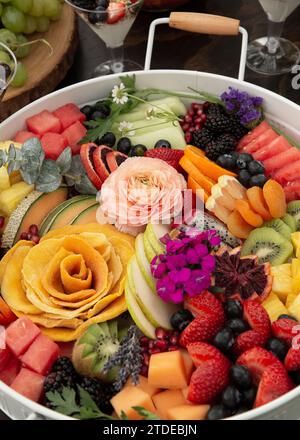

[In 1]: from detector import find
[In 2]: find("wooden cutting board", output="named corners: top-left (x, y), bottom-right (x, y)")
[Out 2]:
top-left (0, 4), bottom-right (77, 122)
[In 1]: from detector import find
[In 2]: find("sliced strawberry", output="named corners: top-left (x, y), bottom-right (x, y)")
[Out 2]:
top-left (80, 143), bottom-right (103, 190)
top-left (93, 145), bottom-right (112, 184)
top-left (271, 318), bottom-right (300, 346)
top-left (237, 347), bottom-right (282, 385)
top-left (107, 2), bottom-right (126, 24)
top-left (106, 151), bottom-right (128, 173)
top-left (254, 363), bottom-right (294, 408)
top-left (187, 358), bottom-right (230, 404)
top-left (145, 148), bottom-right (184, 170)
top-left (179, 309), bottom-right (224, 347)
top-left (184, 291), bottom-right (225, 327)
top-left (187, 342), bottom-right (229, 367)
top-left (284, 347), bottom-right (300, 371)
top-left (233, 330), bottom-right (266, 356)
top-left (243, 299), bottom-right (271, 341)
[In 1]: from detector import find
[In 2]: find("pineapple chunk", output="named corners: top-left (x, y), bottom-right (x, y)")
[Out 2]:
top-left (0, 182), bottom-right (34, 216)
top-left (271, 264), bottom-right (292, 302)
top-left (9, 171), bottom-right (22, 185)
top-left (286, 292), bottom-right (298, 308)
top-left (262, 292), bottom-right (288, 322)
top-left (0, 167), bottom-right (10, 191)
top-left (288, 294), bottom-right (300, 321)
top-left (292, 259), bottom-right (300, 278)
top-left (291, 232), bottom-right (300, 252)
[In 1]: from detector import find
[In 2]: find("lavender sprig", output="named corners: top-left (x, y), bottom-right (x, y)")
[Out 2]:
top-left (103, 325), bottom-right (143, 392)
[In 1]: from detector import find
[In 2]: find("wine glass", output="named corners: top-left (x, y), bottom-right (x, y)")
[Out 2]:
top-left (247, 0), bottom-right (300, 75)
top-left (66, 0), bottom-right (144, 76)
top-left (0, 42), bottom-right (17, 101)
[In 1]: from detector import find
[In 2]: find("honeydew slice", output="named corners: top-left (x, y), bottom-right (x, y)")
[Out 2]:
top-left (135, 233), bottom-right (156, 292)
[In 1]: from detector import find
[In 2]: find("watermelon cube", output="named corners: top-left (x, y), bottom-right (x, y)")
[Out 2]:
top-left (11, 368), bottom-right (44, 402)
top-left (40, 133), bottom-right (68, 160)
top-left (238, 121), bottom-right (271, 151)
top-left (0, 357), bottom-right (21, 385)
top-left (5, 317), bottom-right (41, 357)
top-left (0, 346), bottom-right (12, 372)
top-left (26, 110), bottom-right (62, 136)
top-left (264, 147), bottom-right (300, 175)
top-left (252, 136), bottom-right (291, 162)
top-left (53, 103), bottom-right (86, 130)
top-left (14, 131), bottom-right (40, 143)
top-left (62, 121), bottom-right (87, 155)
top-left (21, 333), bottom-right (60, 375)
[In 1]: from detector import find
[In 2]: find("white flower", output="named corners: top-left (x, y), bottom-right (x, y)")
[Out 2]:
top-left (145, 105), bottom-right (156, 120)
top-left (118, 121), bottom-right (135, 137)
top-left (112, 82), bottom-right (128, 105)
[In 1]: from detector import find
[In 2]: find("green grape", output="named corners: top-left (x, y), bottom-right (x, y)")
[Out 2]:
top-left (2, 6), bottom-right (26, 34)
top-left (23, 15), bottom-right (37, 34)
top-left (0, 50), bottom-right (12, 66)
top-left (35, 16), bottom-right (50, 33)
top-left (0, 28), bottom-right (18, 47)
top-left (14, 34), bottom-right (31, 59)
top-left (43, 0), bottom-right (60, 18)
top-left (11, 62), bottom-right (27, 87)
top-left (29, 0), bottom-right (44, 17)
top-left (11, 0), bottom-right (33, 14)
top-left (49, 1), bottom-right (62, 21)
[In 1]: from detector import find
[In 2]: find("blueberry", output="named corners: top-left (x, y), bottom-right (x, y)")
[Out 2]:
top-left (154, 139), bottom-right (171, 149)
top-left (99, 132), bottom-right (116, 147)
top-left (130, 144), bottom-right (147, 157)
top-left (170, 310), bottom-right (193, 331)
top-left (230, 365), bottom-right (252, 390)
top-left (224, 299), bottom-right (243, 319)
top-left (248, 160), bottom-right (265, 175)
top-left (236, 158), bottom-right (248, 170)
top-left (222, 385), bottom-right (243, 410)
top-left (278, 314), bottom-right (297, 321)
top-left (238, 170), bottom-right (251, 187)
top-left (216, 154), bottom-right (237, 170)
top-left (206, 404), bottom-right (231, 420)
top-left (213, 328), bottom-right (235, 353)
top-left (238, 153), bottom-right (253, 164)
top-left (242, 386), bottom-right (257, 408)
top-left (117, 137), bottom-right (131, 155)
top-left (227, 318), bottom-right (249, 335)
top-left (91, 110), bottom-right (107, 121)
top-left (97, 0), bottom-right (109, 8)
top-left (80, 105), bottom-right (93, 119)
top-left (93, 101), bottom-right (110, 117)
top-left (265, 338), bottom-right (288, 361)
top-left (249, 174), bottom-right (268, 188)
top-left (178, 320), bottom-right (192, 332)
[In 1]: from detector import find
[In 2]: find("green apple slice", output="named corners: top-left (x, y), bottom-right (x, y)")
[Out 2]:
top-left (128, 256), bottom-right (178, 330)
top-left (135, 234), bottom-right (156, 292)
top-left (143, 233), bottom-right (157, 263)
top-left (125, 280), bottom-right (156, 339)
top-left (145, 224), bottom-right (171, 255)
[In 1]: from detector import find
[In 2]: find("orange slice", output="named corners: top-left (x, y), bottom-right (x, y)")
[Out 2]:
top-left (235, 199), bottom-right (264, 227)
top-left (179, 156), bottom-right (216, 194)
top-left (188, 176), bottom-right (209, 202)
top-left (185, 146), bottom-right (237, 180)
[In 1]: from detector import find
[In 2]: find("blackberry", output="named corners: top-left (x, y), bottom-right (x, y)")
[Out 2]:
top-left (43, 370), bottom-right (77, 407)
top-left (51, 357), bottom-right (78, 378)
top-left (205, 134), bottom-right (237, 161)
top-left (192, 128), bottom-right (215, 149)
top-left (80, 377), bottom-right (114, 414)
top-left (205, 105), bottom-right (232, 134)
top-left (226, 115), bottom-right (249, 140)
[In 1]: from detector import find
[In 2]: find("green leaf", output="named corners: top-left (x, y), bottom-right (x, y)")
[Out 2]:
top-left (132, 407), bottom-right (161, 420)
top-left (75, 174), bottom-right (97, 195)
top-left (35, 159), bottom-right (62, 192)
top-left (56, 147), bottom-right (72, 174)
top-left (119, 74), bottom-right (136, 92)
top-left (120, 411), bottom-right (129, 420)
top-left (81, 117), bottom-right (113, 144)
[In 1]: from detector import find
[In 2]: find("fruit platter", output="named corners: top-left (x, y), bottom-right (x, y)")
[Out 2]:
top-left (1, 43), bottom-right (300, 420)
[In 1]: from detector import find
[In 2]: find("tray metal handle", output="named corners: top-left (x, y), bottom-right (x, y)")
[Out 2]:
top-left (144, 13), bottom-right (248, 81)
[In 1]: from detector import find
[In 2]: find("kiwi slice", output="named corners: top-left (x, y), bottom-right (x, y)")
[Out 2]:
top-left (263, 219), bottom-right (292, 240)
top-left (241, 227), bottom-right (293, 266)
top-left (282, 214), bottom-right (297, 232)
top-left (287, 201), bottom-right (300, 230)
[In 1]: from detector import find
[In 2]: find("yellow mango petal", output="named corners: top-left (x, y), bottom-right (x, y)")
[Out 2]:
top-left (0, 240), bottom-right (34, 284)
top-left (60, 254), bottom-right (92, 294)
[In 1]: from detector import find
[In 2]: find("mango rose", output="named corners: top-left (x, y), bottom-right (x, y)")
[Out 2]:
top-left (0, 224), bottom-right (135, 341)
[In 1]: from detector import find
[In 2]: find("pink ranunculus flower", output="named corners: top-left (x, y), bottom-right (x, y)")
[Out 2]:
top-left (96, 157), bottom-right (187, 236)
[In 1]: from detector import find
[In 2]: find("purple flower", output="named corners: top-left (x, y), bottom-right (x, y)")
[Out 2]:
top-left (151, 261), bottom-right (168, 279)
top-left (166, 254), bottom-right (187, 271)
top-left (201, 254), bottom-right (216, 272)
top-left (185, 270), bottom-right (211, 297)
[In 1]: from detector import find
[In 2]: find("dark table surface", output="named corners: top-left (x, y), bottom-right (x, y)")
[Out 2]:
top-left (1, 0), bottom-right (300, 420)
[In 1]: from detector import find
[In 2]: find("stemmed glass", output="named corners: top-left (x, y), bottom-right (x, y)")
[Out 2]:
top-left (66, 0), bottom-right (144, 76)
top-left (247, 0), bottom-right (300, 75)
top-left (0, 42), bottom-right (17, 102)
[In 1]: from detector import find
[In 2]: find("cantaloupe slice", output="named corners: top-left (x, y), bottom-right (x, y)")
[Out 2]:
top-left (72, 203), bottom-right (98, 225)
top-left (180, 349), bottom-right (194, 381)
top-left (148, 350), bottom-right (188, 389)
top-left (152, 389), bottom-right (187, 419)
top-left (49, 197), bottom-right (96, 229)
top-left (166, 404), bottom-right (210, 420)
top-left (110, 386), bottom-right (156, 420)
top-left (124, 375), bottom-right (160, 398)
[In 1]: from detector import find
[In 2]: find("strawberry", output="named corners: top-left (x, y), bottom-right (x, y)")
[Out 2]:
top-left (243, 299), bottom-right (271, 341)
top-left (187, 342), bottom-right (229, 367)
top-left (187, 358), bottom-right (230, 404)
top-left (237, 347), bottom-right (282, 385)
top-left (179, 308), bottom-right (224, 347)
top-left (284, 347), bottom-right (300, 371)
top-left (145, 148), bottom-right (184, 170)
top-left (107, 2), bottom-right (126, 24)
top-left (233, 330), bottom-right (266, 356)
top-left (184, 290), bottom-right (225, 326)
top-left (271, 318), bottom-right (300, 346)
top-left (254, 363), bottom-right (294, 408)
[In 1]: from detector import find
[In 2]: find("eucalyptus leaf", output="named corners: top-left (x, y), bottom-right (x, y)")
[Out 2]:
top-left (35, 159), bottom-right (62, 192)
top-left (56, 147), bottom-right (72, 174)
top-left (20, 155), bottom-right (42, 184)
top-left (0, 150), bottom-right (6, 168)
top-left (8, 144), bottom-right (16, 160)
top-left (75, 174), bottom-right (97, 195)
top-left (22, 137), bottom-right (45, 168)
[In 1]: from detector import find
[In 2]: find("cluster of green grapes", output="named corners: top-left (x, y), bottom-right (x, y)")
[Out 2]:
top-left (0, 0), bottom-right (64, 88)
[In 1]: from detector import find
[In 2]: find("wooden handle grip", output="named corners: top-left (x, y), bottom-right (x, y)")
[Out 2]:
top-left (169, 12), bottom-right (240, 36)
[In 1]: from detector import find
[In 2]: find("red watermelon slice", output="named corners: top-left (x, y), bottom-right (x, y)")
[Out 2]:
top-left (238, 121), bottom-right (271, 151)
top-left (21, 334), bottom-right (60, 375)
top-left (11, 368), bottom-right (44, 402)
top-left (0, 357), bottom-right (21, 386)
top-left (284, 180), bottom-right (300, 202)
top-left (5, 317), bottom-right (41, 357)
top-left (264, 147), bottom-right (300, 175)
top-left (252, 136), bottom-right (291, 161)
top-left (273, 160), bottom-right (300, 185)
top-left (243, 129), bottom-right (278, 154)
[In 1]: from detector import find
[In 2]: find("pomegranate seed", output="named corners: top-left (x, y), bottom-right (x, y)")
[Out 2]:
top-left (189, 127), bottom-right (196, 133)
top-left (140, 336), bottom-right (150, 347)
top-left (142, 346), bottom-right (149, 353)
top-left (149, 348), bottom-right (161, 355)
top-left (155, 328), bottom-right (168, 340)
top-left (169, 334), bottom-right (179, 346)
top-left (143, 353), bottom-right (150, 366)
top-left (31, 235), bottom-right (40, 244)
top-left (192, 103), bottom-right (202, 111)
top-left (185, 133), bottom-right (192, 143)
top-left (184, 115), bottom-right (193, 124)
top-left (203, 102), bottom-right (210, 109)
top-left (195, 124), bottom-right (202, 131)
top-left (197, 109), bottom-right (203, 116)
top-left (29, 224), bottom-right (39, 235)
top-left (140, 365), bottom-right (148, 377)
top-left (20, 232), bottom-right (29, 240)
top-left (201, 114), bottom-right (207, 122)
top-left (182, 123), bottom-right (190, 132)
top-left (0, 216), bottom-right (5, 229)
top-left (188, 109), bottom-right (194, 117)
top-left (194, 117), bottom-right (202, 125)
top-left (168, 346), bottom-right (179, 352)
top-left (154, 339), bottom-right (168, 351)
top-left (148, 340), bottom-right (154, 349)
